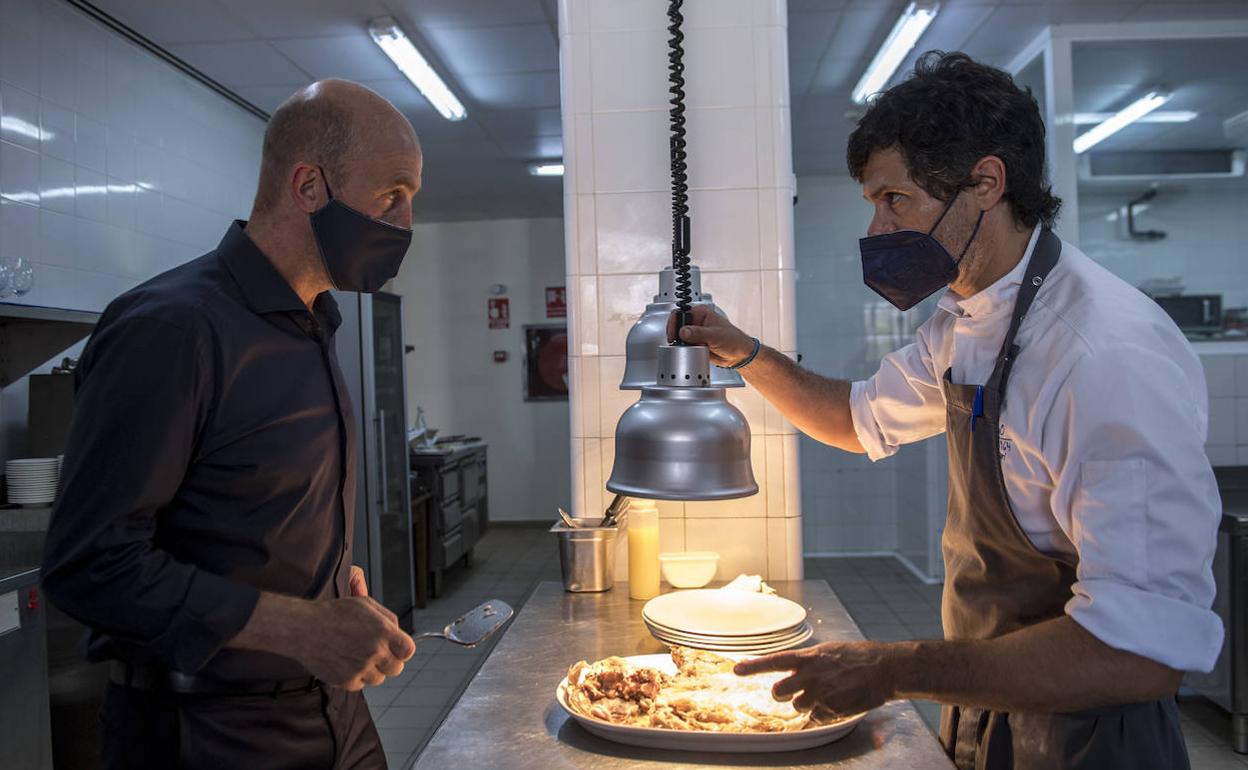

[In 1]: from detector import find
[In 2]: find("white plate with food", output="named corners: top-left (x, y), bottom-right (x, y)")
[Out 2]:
top-left (642, 590), bottom-right (808, 637)
top-left (556, 647), bottom-right (865, 752)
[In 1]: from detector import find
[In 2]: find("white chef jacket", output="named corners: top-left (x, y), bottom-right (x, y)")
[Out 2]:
top-left (849, 226), bottom-right (1223, 672)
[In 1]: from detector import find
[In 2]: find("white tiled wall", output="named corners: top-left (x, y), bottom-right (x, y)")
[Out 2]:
top-left (794, 174), bottom-right (946, 579)
top-left (1197, 349), bottom-right (1248, 467)
top-left (0, 0), bottom-right (263, 313)
top-left (1078, 182), bottom-right (1248, 312)
top-left (0, 0), bottom-right (263, 458)
top-left (558, 0), bottom-right (802, 581)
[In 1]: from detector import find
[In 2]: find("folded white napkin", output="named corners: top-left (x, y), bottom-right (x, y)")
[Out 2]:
top-left (721, 574), bottom-right (777, 595)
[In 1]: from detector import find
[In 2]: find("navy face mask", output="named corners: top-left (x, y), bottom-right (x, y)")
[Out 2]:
top-left (859, 193), bottom-right (985, 311)
top-left (311, 167), bottom-right (413, 293)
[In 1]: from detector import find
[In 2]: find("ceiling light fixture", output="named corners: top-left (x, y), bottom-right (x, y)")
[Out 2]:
top-left (851, 1), bottom-right (940, 105)
top-left (1073, 91), bottom-right (1171, 154)
top-left (369, 17), bottom-right (466, 122)
top-left (1074, 110), bottom-right (1195, 125)
top-left (529, 163), bottom-right (564, 177)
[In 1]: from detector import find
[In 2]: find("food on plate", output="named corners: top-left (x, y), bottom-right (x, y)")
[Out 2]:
top-left (563, 646), bottom-right (818, 732)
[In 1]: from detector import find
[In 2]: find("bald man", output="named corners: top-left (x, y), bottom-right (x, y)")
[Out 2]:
top-left (43, 80), bottom-right (422, 769)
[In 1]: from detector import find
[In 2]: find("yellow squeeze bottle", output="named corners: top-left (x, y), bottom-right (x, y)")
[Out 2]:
top-left (627, 499), bottom-right (661, 600)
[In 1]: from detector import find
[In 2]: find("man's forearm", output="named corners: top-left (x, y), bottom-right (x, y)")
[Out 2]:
top-left (740, 345), bottom-right (864, 453)
top-left (888, 616), bottom-right (1181, 712)
top-left (227, 591), bottom-right (312, 659)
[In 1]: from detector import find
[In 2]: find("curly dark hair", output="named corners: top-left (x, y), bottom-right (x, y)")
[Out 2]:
top-left (847, 51), bottom-right (1061, 229)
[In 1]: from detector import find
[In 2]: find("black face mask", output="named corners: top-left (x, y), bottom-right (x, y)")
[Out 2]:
top-left (858, 193), bottom-right (985, 311)
top-left (310, 166), bottom-right (412, 293)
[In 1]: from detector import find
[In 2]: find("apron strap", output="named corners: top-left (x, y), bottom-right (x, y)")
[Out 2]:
top-left (986, 228), bottom-right (1062, 400)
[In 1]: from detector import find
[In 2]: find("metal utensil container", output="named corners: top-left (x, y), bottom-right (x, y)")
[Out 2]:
top-left (551, 523), bottom-right (618, 592)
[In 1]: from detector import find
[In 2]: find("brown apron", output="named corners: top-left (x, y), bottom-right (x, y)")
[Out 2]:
top-left (937, 228), bottom-right (1189, 769)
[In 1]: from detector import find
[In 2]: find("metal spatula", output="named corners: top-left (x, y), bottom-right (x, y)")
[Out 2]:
top-left (411, 600), bottom-right (515, 648)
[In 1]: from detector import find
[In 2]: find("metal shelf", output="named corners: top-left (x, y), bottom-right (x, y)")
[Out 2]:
top-left (0, 303), bottom-right (99, 387)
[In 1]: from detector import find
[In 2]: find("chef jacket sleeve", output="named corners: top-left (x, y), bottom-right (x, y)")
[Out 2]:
top-left (849, 321), bottom-right (947, 461)
top-left (41, 313), bottom-right (261, 674)
top-left (1051, 344), bottom-right (1223, 672)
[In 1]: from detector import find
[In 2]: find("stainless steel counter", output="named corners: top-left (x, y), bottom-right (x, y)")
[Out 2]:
top-left (415, 580), bottom-right (954, 769)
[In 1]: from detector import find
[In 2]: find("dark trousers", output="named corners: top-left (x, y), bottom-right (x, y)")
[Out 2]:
top-left (99, 682), bottom-right (386, 769)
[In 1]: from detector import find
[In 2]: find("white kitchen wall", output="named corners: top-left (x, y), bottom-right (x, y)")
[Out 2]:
top-left (559, 0), bottom-right (803, 582)
top-left (794, 174), bottom-right (946, 580)
top-left (391, 217), bottom-right (572, 522)
top-left (0, 0), bottom-right (264, 459)
top-left (1078, 180), bottom-right (1248, 311)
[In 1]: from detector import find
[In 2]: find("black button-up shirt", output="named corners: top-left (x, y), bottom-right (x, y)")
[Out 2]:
top-left (42, 221), bottom-right (357, 680)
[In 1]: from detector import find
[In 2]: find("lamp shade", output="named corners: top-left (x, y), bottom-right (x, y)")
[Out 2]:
top-left (607, 345), bottom-right (757, 501)
top-left (619, 266), bottom-right (744, 390)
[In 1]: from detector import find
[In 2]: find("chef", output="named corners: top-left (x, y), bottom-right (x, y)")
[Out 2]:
top-left (42, 80), bottom-right (420, 769)
top-left (680, 52), bottom-right (1222, 769)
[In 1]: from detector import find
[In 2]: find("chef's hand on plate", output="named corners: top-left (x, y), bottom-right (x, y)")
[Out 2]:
top-left (666, 304), bottom-right (756, 368)
top-left (733, 641), bottom-right (898, 716)
top-left (349, 565), bottom-right (368, 597)
top-left (302, 596), bottom-right (415, 691)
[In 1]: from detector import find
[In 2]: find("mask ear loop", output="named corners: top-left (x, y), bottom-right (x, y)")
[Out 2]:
top-left (316, 165), bottom-right (335, 200)
top-left (955, 209), bottom-right (986, 264)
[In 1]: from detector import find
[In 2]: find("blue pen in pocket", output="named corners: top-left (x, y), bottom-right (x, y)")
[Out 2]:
top-left (971, 385), bottom-right (984, 433)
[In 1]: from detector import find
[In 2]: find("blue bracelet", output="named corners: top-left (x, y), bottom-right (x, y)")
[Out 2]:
top-left (730, 337), bottom-right (762, 370)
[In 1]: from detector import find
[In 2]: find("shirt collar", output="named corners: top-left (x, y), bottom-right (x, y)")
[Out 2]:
top-left (937, 224), bottom-right (1041, 320)
top-left (218, 221), bottom-right (309, 316)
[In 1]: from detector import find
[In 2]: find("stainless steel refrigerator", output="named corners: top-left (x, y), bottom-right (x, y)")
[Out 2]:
top-left (334, 291), bottom-right (416, 631)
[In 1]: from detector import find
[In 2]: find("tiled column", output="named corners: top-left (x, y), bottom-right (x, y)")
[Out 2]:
top-left (558, 0), bottom-right (801, 581)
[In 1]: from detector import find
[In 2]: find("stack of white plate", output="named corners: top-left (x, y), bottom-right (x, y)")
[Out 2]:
top-left (643, 589), bottom-right (813, 654)
top-left (5, 457), bottom-right (61, 506)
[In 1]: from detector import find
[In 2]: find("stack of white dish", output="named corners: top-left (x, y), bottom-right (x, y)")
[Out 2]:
top-left (643, 589), bottom-right (813, 654)
top-left (5, 457), bottom-right (61, 506)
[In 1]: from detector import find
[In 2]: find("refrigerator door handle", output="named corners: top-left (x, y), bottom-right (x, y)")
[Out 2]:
top-left (377, 408), bottom-right (388, 515)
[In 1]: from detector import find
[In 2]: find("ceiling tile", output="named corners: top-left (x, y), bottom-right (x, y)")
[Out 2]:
top-left (787, 11), bottom-right (843, 62)
top-left (400, 0), bottom-right (548, 28)
top-left (91, 0), bottom-right (255, 44)
top-left (421, 24), bottom-right (558, 77)
top-left (473, 108), bottom-right (563, 138)
top-left (212, 0), bottom-right (391, 39)
top-left (271, 35), bottom-right (399, 81)
top-left (168, 40), bottom-right (311, 87)
top-left (232, 82), bottom-right (310, 113)
top-left (459, 71), bottom-right (561, 110)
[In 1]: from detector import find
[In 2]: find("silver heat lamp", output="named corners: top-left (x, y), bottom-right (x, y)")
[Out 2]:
top-left (607, 344), bottom-right (757, 500)
top-left (619, 265), bottom-right (745, 390)
top-left (605, 0), bottom-right (758, 502)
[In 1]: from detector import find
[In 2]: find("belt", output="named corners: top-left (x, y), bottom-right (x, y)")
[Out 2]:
top-left (109, 661), bottom-right (320, 697)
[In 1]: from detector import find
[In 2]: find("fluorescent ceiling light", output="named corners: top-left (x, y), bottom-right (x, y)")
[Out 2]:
top-left (1074, 110), bottom-right (1196, 125)
top-left (529, 163), bottom-right (564, 177)
top-left (851, 2), bottom-right (939, 105)
top-left (369, 17), bottom-right (466, 122)
top-left (1, 116), bottom-right (51, 142)
top-left (1073, 91), bottom-right (1171, 154)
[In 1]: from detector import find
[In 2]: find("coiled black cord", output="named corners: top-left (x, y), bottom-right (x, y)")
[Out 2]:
top-left (667, 0), bottom-right (693, 339)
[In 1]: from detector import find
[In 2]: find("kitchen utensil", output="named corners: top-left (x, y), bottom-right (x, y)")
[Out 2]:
top-left (643, 589), bottom-right (807, 637)
top-left (551, 522), bottom-right (618, 592)
top-left (599, 494), bottom-right (630, 528)
top-left (659, 551), bottom-right (719, 588)
top-left (411, 600), bottom-right (514, 648)
top-left (557, 507), bottom-right (579, 528)
top-left (556, 653), bottom-right (866, 752)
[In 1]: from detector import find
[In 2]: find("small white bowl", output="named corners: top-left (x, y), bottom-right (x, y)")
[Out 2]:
top-left (659, 552), bottom-right (720, 589)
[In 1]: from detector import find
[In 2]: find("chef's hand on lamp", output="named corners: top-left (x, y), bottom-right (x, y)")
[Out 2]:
top-left (734, 642), bottom-right (899, 716)
top-left (667, 305), bottom-right (756, 368)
